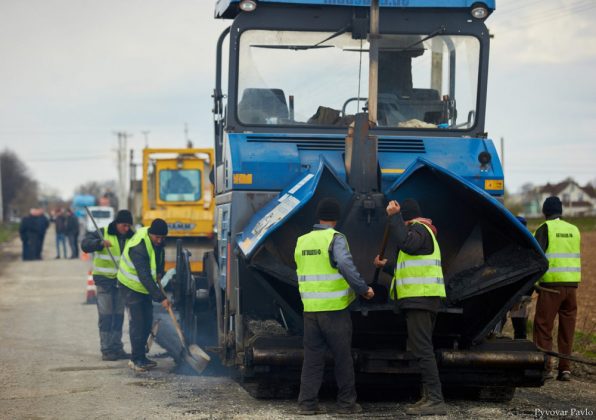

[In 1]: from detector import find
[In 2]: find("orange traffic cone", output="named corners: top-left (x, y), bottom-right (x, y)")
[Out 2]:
top-left (85, 270), bottom-right (97, 304)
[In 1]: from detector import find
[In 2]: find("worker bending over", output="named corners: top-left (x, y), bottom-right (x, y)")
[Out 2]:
top-left (374, 199), bottom-right (447, 416)
top-left (533, 196), bottom-right (581, 382)
top-left (294, 198), bottom-right (374, 415)
top-left (82, 209), bottom-right (134, 361)
top-left (117, 218), bottom-right (171, 372)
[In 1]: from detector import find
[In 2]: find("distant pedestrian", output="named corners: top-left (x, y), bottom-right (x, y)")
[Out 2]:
top-left (117, 218), bottom-right (170, 372)
top-left (82, 209), bottom-right (134, 361)
top-left (19, 209), bottom-right (38, 261)
top-left (32, 208), bottom-right (49, 259)
top-left (54, 208), bottom-right (68, 259)
top-left (533, 196), bottom-right (581, 382)
top-left (65, 209), bottom-right (80, 259)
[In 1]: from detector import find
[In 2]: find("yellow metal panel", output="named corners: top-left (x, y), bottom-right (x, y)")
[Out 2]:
top-left (485, 179), bottom-right (504, 190)
top-left (381, 168), bottom-right (405, 174)
top-left (233, 173), bottom-right (253, 185)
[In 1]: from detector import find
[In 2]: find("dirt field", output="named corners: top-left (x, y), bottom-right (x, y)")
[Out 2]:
top-left (576, 231), bottom-right (596, 329)
top-left (1, 228), bottom-right (595, 419)
top-left (519, 231), bottom-right (596, 372)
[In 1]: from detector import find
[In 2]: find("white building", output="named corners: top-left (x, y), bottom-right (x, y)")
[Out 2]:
top-left (523, 178), bottom-right (596, 217)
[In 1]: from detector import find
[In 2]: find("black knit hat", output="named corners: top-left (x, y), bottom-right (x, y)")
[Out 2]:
top-left (542, 196), bottom-right (562, 217)
top-left (316, 198), bottom-right (341, 221)
top-left (114, 209), bottom-right (133, 225)
top-left (401, 198), bottom-right (422, 221)
top-left (148, 218), bottom-right (168, 236)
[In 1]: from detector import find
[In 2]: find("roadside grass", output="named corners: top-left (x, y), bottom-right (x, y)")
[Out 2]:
top-left (574, 330), bottom-right (596, 359)
top-left (0, 222), bottom-right (18, 244)
top-left (527, 216), bottom-right (596, 233)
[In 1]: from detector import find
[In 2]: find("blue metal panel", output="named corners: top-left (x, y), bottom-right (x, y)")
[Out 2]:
top-left (236, 156), bottom-right (531, 259)
top-left (237, 157), bottom-right (351, 257)
top-left (386, 158), bottom-right (541, 249)
top-left (227, 132), bottom-right (504, 195)
top-left (216, 0), bottom-right (495, 18)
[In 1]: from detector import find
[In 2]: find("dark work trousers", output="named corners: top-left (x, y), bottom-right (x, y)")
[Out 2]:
top-left (55, 233), bottom-right (67, 258)
top-left (533, 286), bottom-right (577, 372)
top-left (405, 309), bottom-right (444, 403)
top-left (96, 282), bottom-right (125, 355)
top-left (124, 287), bottom-right (153, 362)
top-left (68, 234), bottom-right (79, 258)
top-left (298, 310), bottom-right (357, 410)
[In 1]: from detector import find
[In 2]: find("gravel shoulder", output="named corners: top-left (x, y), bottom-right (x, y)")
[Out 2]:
top-left (1, 229), bottom-right (595, 419)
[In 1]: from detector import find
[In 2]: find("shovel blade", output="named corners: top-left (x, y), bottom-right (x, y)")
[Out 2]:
top-left (184, 344), bottom-right (211, 374)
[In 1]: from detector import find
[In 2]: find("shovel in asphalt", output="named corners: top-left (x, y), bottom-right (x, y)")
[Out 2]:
top-left (158, 281), bottom-right (210, 374)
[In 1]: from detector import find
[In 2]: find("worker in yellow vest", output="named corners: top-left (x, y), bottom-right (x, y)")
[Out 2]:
top-left (374, 198), bottom-right (447, 416)
top-left (533, 196), bottom-right (581, 382)
top-left (117, 218), bottom-right (171, 372)
top-left (294, 198), bottom-right (374, 415)
top-left (81, 209), bottom-right (134, 361)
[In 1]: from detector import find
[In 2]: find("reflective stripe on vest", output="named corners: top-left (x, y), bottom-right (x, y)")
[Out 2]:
top-left (295, 228), bottom-right (355, 312)
top-left (92, 227), bottom-right (122, 279)
top-left (537, 219), bottom-right (581, 284)
top-left (390, 222), bottom-right (446, 300)
top-left (117, 227), bottom-right (157, 294)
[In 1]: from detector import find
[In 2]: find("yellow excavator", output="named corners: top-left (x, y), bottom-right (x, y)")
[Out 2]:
top-left (141, 147), bottom-right (214, 272)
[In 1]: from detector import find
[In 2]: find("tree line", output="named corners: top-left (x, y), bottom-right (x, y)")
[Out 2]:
top-left (0, 149), bottom-right (38, 222)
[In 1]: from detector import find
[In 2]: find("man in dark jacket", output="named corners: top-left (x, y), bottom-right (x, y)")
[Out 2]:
top-left (117, 218), bottom-right (171, 372)
top-left (374, 198), bottom-right (447, 416)
top-left (19, 210), bottom-right (38, 261)
top-left (82, 210), bottom-right (135, 361)
top-left (54, 208), bottom-right (68, 259)
top-left (32, 208), bottom-right (49, 259)
top-left (295, 198), bottom-right (374, 415)
top-left (533, 196), bottom-right (581, 382)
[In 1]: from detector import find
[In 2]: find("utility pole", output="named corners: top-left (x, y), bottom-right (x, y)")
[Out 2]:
top-left (0, 157), bottom-right (4, 222)
top-left (368, 0), bottom-right (379, 124)
top-left (114, 131), bottom-right (131, 211)
top-left (184, 123), bottom-right (193, 148)
top-left (500, 137), bottom-right (505, 174)
top-left (141, 130), bottom-right (150, 148)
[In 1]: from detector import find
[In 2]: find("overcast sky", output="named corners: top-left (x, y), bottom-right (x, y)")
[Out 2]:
top-left (0, 0), bottom-right (595, 200)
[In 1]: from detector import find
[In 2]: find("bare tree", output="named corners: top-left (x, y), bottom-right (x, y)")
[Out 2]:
top-left (75, 181), bottom-right (104, 197)
top-left (0, 149), bottom-right (38, 219)
top-left (74, 179), bottom-right (119, 209)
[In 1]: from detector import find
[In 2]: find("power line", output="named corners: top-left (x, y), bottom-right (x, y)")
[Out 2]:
top-left (496, 1), bottom-right (596, 31)
top-left (520, 2), bottom-right (596, 27)
top-left (28, 155), bottom-right (112, 162)
top-left (496, 0), bottom-right (554, 17)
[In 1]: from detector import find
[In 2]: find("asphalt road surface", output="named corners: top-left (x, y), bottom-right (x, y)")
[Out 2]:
top-left (1, 229), bottom-right (595, 419)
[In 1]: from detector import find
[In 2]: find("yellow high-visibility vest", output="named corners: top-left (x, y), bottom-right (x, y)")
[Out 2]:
top-left (390, 222), bottom-right (446, 300)
top-left (536, 219), bottom-right (581, 284)
top-left (295, 228), bottom-right (355, 312)
top-left (117, 227), bottom-right (157, 294)
top-left (91, 226), bottom-right (122, 279)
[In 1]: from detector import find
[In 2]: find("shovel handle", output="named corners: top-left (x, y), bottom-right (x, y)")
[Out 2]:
top-left (166, 304), bottom-right (188, 349)
top-left (372, 222), bottom-right (391, 284)
top-left (157, 280), bottom-right (188, 349)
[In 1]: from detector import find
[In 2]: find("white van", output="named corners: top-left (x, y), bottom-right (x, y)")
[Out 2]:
top-left (85, 206), bottom-right (115, 233)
